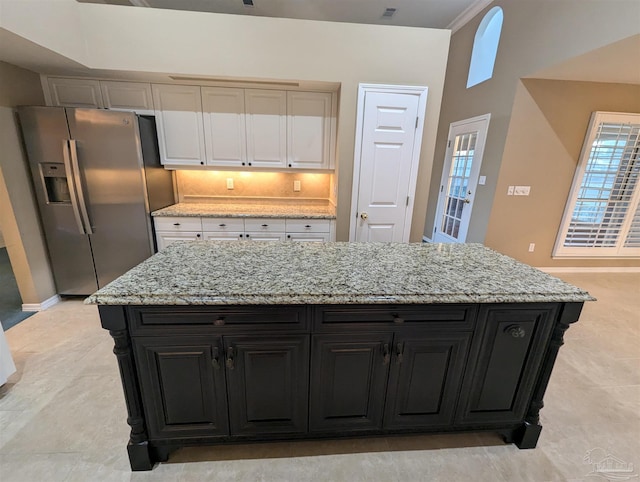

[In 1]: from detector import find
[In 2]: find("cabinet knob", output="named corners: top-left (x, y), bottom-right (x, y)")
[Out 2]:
top-left (214, 317), bottom-right (225, 326)
top-left (382, 343), bottom-right (390, 365)
top-left (248, 162), bottom-right (252, 166)
top-left (226, 347), bottom-right (235, 370)
top-left (239, 234), bottom-right (244, 238)
top-left (287, 235), bottom-right (291, 239)
top-left (288, 164), bottom-right (292, 167)
top-left (211, 346), bottom-right (220, 370)
top-left (196, 233), bottom-right (201, 238)
top-left (505, 325), bottom-right (526, 338)
top-left (246, 234), bottom-right (250, 238)
top-left (200, 161), bottom-right (204, 165)
top-left (242, 162), bottom-right (245, 166)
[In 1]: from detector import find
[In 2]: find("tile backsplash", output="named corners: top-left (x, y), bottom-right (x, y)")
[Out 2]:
top-left (175, 170), bottom-right (332, 202)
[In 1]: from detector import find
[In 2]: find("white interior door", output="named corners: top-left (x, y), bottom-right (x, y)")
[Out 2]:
top-left (433, 114), bottom-right (490, 243)
top-left (351, 86), bottom-right (427, 242)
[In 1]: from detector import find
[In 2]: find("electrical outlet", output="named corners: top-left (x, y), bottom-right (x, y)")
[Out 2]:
top-left (514, 185), bottom-right (531, 196)
top-left (478, 176), bottom-right (486, 185)
top-left (226, 178), bottom-right (234, 190)
top-left (293, 180), bottom-right (301, 192)
top-left (528, 243), bottom-right (535, 252)
top-left (507, 186), bottom-right (514, 195)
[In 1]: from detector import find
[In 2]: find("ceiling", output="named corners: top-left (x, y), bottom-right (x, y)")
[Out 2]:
top-left (76, 0), bottom-right (485, 29)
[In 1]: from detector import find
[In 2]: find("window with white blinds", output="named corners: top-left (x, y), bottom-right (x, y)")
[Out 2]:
top-left (554, 112), bottom-right (640, 258)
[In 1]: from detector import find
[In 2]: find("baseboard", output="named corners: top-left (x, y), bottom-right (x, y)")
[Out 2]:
top-left (422, 236), bottom-right (433, 243)
top-left (22, 294), bottom-right (60, 312)
top-left (538, 267), bottom-right (640, 273)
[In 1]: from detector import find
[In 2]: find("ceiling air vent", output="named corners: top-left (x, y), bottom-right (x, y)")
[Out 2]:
top-left (382, 7), bottom-right (397, 18)
top-left (243, 0), bottom-right (254, 7)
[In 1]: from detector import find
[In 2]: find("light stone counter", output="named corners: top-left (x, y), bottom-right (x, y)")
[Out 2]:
top-left (152, 202), bottom-right (336, 219)
top-left (86, 242), bottom-right (594, 306)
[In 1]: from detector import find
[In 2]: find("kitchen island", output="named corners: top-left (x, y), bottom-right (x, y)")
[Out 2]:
top-left (86, 242), bottom-right (594, 471)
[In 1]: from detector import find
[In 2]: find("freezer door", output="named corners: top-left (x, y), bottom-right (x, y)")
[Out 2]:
top-left (17, 106), bottom-right (99, 295)
top-left (67, 109), bottom-right (155, 288)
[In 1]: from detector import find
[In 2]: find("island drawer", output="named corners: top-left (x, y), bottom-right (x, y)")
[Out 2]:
top-left (201, 217), bottom-right (245, 232)
top-left (285, 219), bottom-right (331, 233)
top-left (128, 306), bottom-right (309, 335)
top-left (244, 218), bottom-right (286, 232)
top-left (154, 216), bottom-right (203, 232)
top-left (313, 305), bottom-right (477, 332)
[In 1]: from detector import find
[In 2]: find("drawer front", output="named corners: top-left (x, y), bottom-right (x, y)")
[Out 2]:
top-left (202, 217), bottom-right (245, 232)
top-left (129, 306), bottom-right (309, 335)
top-left (285, 219), bottom-right (331, 233)
top-left (244, 218), bottom-right (286, 232)
top-left (314, 305), bottom-right (477, 332)
top-left (154, 216), bottom-right (202, 232)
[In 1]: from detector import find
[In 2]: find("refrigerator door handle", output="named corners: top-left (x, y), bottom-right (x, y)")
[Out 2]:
top-left (68, 139), bottom-right (94, 234)
top-left (62, 140), bottom-right (87, 235)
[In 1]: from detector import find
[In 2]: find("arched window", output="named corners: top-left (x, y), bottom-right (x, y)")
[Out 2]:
top-left (467, 6), bottom-right (503, 88)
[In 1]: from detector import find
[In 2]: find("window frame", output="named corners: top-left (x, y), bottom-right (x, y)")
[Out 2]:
top-left (554, 111), bottom-right (640, 258)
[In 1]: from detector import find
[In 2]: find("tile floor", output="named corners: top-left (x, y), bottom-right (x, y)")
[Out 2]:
top-left (0, 273), bottom-right (638, 481)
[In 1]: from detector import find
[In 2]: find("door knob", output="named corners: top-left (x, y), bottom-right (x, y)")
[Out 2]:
top-left (360, 212), bottom-right (368, 220)
top-left (463, 198), bottom-right (471, 204)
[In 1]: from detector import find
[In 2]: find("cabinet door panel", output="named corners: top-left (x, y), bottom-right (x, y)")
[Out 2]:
top-left (245, 90), bottom-right (287, 168)
top-left (310, 333), bottom-right (392, 432)
top-left (152, 84), bottom-right (206, 165)
top-left (156, 232), bottom-right (201, 251)
top-left (384, 333), bottom-right (471, 429)
top-left (101, 81), bottom-right (154, 114)
top-left (225, 335), bottom-right (309, 435)
top-left (287, 91), bottom-right (332, 169)
top-left (202, 87), bottom-right (247, 167)
top-left (456, 305), bottom-right (557, 424)
top-left (134, 336), bottom-right (229, 439)
top-left (47, 77), bottom-right (104, 108)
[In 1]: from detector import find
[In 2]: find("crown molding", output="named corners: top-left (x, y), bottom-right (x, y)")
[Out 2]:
top-left (447, 0), bottom-right (494, 33)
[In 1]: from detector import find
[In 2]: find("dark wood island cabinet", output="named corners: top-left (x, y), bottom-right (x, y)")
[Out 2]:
top-left (87, 242), bottom-right (593, 471)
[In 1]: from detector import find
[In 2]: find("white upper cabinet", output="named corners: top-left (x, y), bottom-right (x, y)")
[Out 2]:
top-left (152, 84), bottom-right (206, 166)
top-left (245, 89), bottom-right (287, 169)
top-left (287, 91), bottom-right (334, 170)
top-left (47, 78), bottom-right (104, 108)
top-left (101, 81), bottom-right (154, 115)
top-left (201, 87), bottom-right (247, 168)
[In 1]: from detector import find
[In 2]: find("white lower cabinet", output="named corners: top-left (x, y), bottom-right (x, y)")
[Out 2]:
top-left (154, 216), bottom-right (334, 250)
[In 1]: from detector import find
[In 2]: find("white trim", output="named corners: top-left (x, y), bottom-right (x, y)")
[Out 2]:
top-left (422, 236), bottom-right (433, 243)
top-left (40, 75), bottom-right (53, 106)
top-left (349, 83), bottom-right (428, 243)
top-left (22, 295), bottom-right (60, 312)
top-left (538, 267), bottom-right (640, 274)
top-left (447, 0), bottom-right (495, 33)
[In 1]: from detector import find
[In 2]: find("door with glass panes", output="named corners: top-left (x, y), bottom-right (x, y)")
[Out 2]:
top-left (433, 114), bottom-right (490, 243)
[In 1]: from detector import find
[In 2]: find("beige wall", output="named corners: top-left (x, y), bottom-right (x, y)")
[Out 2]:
top-left (2, 5), bottom-right (451, 241)
top-left (485, 79), bottom-right (640, 267)
top-left (175, 171), bottom-right (332, 203)
top-left (0, 61), bottom-right (56, 304)
top-left (425, 0), bottom-right (640, 245)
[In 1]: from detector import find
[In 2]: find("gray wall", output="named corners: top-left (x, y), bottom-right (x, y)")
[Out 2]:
top-left (0, 61), bottom-right (56, 304)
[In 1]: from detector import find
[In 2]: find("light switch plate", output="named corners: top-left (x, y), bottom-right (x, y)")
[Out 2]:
top-left (507, 186), bottom-right (514, 195)
top-left (226, 178), bottom-right (234, 190)
top-left (479, 176), bottom-right (486, 185)
top-left (514, 185), bottom-right (531, 196)
top-left (293, 180), bottom-right (301, 192)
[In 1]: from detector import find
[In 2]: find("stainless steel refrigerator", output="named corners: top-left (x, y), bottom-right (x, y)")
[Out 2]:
top-left (18, 106), bottom-right (175, 295)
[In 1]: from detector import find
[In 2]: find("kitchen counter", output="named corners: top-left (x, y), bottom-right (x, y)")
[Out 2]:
top-left (151, 201), bottom-right (336, 219)
top-left (86, 242), bottom-right (593, 306)
top-left (90, 241), bottom-right (593, 471)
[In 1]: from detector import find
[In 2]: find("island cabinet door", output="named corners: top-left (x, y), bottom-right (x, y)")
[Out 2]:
top-left (309, 333), bottom-right (393, 432)
top-left (383, 333), bottom-right (472, 429)
top-left (455, 305), bottom-right (557, 425)
top-left (223, 334), bottom-right (309, 436)
top-left (133, 336), bottom-right (229, 440)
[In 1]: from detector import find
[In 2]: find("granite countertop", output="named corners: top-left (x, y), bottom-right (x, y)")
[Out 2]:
top-left (152, 202), bottom-right (336, 219)
top-left (86, 242), bottom-right (594, 306)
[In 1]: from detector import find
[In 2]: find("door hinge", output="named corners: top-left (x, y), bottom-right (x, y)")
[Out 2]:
top-left (406, 196), bottom-right (409, 206)
top-left (415, 117), bottom-right (419, 129)
top-left (447, 140), bottom-right (452, 148)
top-left (440, 185), bottom-right (444, 193)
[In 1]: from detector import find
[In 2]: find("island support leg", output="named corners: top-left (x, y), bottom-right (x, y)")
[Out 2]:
top-left (514, 303), bottom-right (583, 449)
top-left (110, 328), bottom-right (154, 470)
